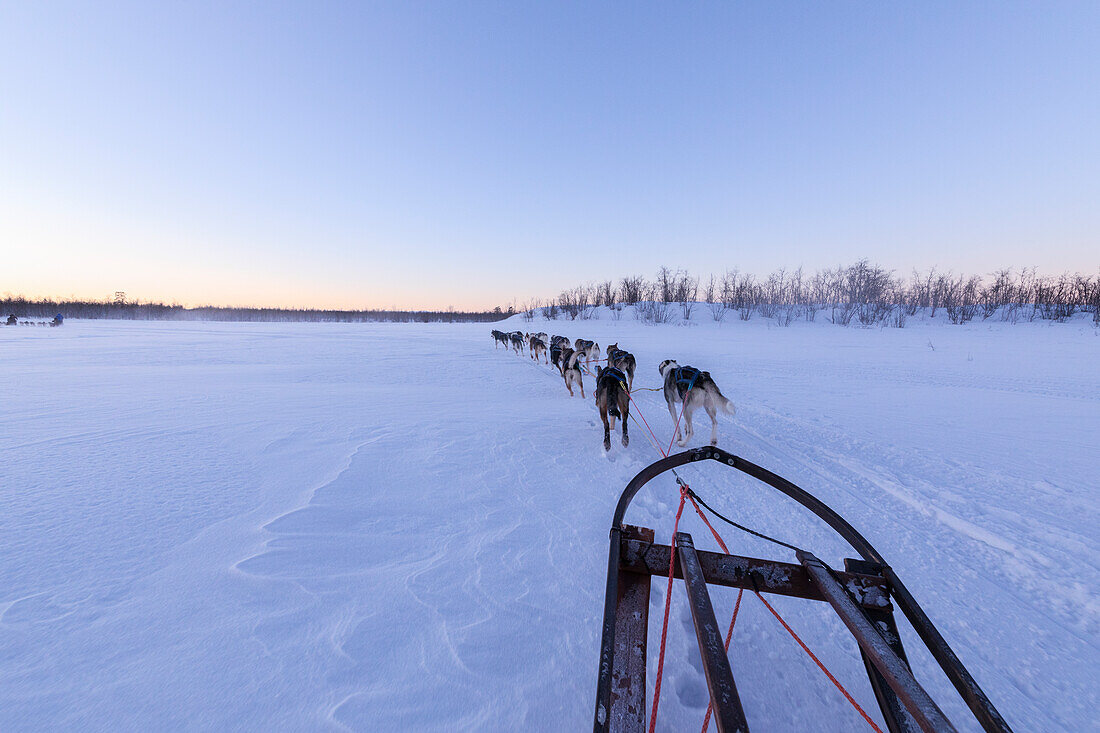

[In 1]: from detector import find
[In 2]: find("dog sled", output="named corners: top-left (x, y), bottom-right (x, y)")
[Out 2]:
top-left (594, 447), bottom-right (1012, 733)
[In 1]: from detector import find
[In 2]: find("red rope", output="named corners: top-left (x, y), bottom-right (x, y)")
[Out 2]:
top-left (666, 393), bottom-right (691, 456)
top-left (686, 495), bottom-right (881, 732)
top-left (628, 391), bottom-right (667, 458)
top-left (755, 591), bottom-right (885, 733)
top-left (648, 486), bottom-right (687, 733)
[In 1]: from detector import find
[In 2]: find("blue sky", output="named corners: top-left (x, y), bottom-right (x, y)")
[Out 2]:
top-left (1, 2), bottom-right (1097, 309)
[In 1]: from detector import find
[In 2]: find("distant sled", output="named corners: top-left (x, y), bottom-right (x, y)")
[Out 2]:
top-left (594, 447), bottom-right (1013, 733)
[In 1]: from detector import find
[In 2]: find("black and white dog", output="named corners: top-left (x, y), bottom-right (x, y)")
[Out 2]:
top-left (550, 343), bottom-right (566, 375)
top-left (550, 335), bottom-right (571, 350)
top-left (491, 330), bottom-right (508, 348)
top-left (529, 336), bottom-right (548, 363)
top-left (573, 339), bottom-right (601, 370)
top-left (509, 331), bottom-right (526, 354)
top-left (658, 360), bottom-right (735, 447)
top-left (605, 343), bottom-right (636, 391)
top-left (560, 347), bottom-right (585, 397)
top-left (595, 366), bottom-right (630, 451)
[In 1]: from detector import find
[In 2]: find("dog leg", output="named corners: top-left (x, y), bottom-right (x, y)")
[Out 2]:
top-left (600, 406), bottom-right (611, 451)
top-left (705, 402), bottom-right (719, 446)
top-left (680, 397), bottom-right (694, 446)
top-left (621, 399), bottom-right (630, 447)
top-left (667, 399), bottom-right (681, 446)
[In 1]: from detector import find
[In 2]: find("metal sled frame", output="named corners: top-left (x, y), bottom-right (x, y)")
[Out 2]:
top-left (593, 448), bottom-right (1012, 733)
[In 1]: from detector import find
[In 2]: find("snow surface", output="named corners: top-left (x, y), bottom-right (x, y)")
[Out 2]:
top-left (1, 313), bottom-right (1097, 731)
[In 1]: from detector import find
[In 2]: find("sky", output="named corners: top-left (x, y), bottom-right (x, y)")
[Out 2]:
top-left (1, 2), bottom-right (1097, 310)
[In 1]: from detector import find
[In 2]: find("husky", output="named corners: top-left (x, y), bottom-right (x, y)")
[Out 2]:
top-left (560, 347), bottom-right (585, 397)
top-left (658, 360), bottom-right (735, 447)
top-left (509, 331), bottom-right (526, 354)
top-left (549, 343), bottom-right (566, 375)
top-left (605, 343), bottom-right (636, 391)
top-left (574, 339), bottom-right (601, 370)
top-left (491, 330), bottom-right (509, 349)
top-left (534, 332), bottom-right (549, 346)
top-left (529, 336), bottom-right (548, 363)
top-left (595, 366), bottom-right (630, 451)
top-left (550, 335), bottom-right (571, 350)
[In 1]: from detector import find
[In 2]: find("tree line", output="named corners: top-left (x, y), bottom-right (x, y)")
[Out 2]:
top-left (521, 262), bottom-right (1100, 327)
top-left (1, 296), bottom-right (512, 323)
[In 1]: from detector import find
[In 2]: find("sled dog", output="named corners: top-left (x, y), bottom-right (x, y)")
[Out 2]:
top-left (560, 347), bottom-right (585, 397)
top-left (550, 343), bottom-right (566, 375)
top-left (658, 360), bottom-right (735, 447)
top-left (574, 339), bottom-right (601, 369)
top-left (509, 332), bottom-right (526, 354)
top-left (595, 366), bottom-right (630, 451)
top-left (605, 343), bottom-right (636, 391)
top-left (529, 336), bottom-right (548, 364)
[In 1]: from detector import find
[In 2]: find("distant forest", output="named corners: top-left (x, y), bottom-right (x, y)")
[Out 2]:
top-left (1, 296), bottom-right (512, 323)
top-left (525, 262), bottom-right (1100, 327)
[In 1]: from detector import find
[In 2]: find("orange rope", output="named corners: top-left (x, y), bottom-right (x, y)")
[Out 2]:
top-left (755, 591), bottom-right (885, 733)
top-left (648, 486), bottom-right (687, 733)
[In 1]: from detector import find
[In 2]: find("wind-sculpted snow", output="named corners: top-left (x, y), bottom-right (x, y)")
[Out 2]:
top-left (0, 316), bottom-right (1096, 730)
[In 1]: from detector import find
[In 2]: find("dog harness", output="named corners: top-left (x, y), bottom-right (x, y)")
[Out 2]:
top-left (673, 366), bottom-right (702, 396)
top-left (607, 348), bottom-right (628, 363)
top-left (602, 366), bottom-right (629, 391)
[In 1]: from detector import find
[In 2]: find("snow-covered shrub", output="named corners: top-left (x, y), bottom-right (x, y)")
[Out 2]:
top-left (635, 300), bottom-right (675, 324)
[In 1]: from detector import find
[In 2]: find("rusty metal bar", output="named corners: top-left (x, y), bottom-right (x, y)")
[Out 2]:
top-left (620, 537), bottom-right (890, 609)
top-left (798, 551), bottom-right (956, 733)
top-left (609, 525), bottom-right (653, 731)
top-left (595, 526), bottom-right (624, 732)
top-left (676, 532), bottom-right (749, 733)
top-left (846, 558), bottom-right (921, 733)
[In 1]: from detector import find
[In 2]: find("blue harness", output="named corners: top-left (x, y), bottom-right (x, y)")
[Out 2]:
top-left (673, 366), bottom-right (702, 396)
top-left (602, 366), bottom-right (628, 390)
top-left (607, 348), bottom-right (628, 363)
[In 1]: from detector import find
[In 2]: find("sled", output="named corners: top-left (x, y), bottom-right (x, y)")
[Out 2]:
top-left (593, 447), bottom-right (1012, 733)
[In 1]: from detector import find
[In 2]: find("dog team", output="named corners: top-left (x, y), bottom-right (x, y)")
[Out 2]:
top-left (491, 329), bottom-right (735, 452)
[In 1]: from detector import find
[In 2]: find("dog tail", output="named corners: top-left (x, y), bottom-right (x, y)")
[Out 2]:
top-left (606, 376), bottom-right (622, 418)
top-left (711, 381), bottom-right (736, 416)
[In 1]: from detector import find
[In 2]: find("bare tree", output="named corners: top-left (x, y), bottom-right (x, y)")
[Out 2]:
top-left (593, 280), bottom-right (613, 308)
top-left (676, 272), bottom-right (699, 320)
top-left (619, 275), bottom-right (646, 305)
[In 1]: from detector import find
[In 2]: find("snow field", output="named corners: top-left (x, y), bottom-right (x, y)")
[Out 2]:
top-left (0, 314), bottom-right (1096, 731)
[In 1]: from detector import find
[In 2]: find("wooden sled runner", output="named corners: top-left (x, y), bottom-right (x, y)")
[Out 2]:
top-left (593, 447), bottom-right (1012, 733)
